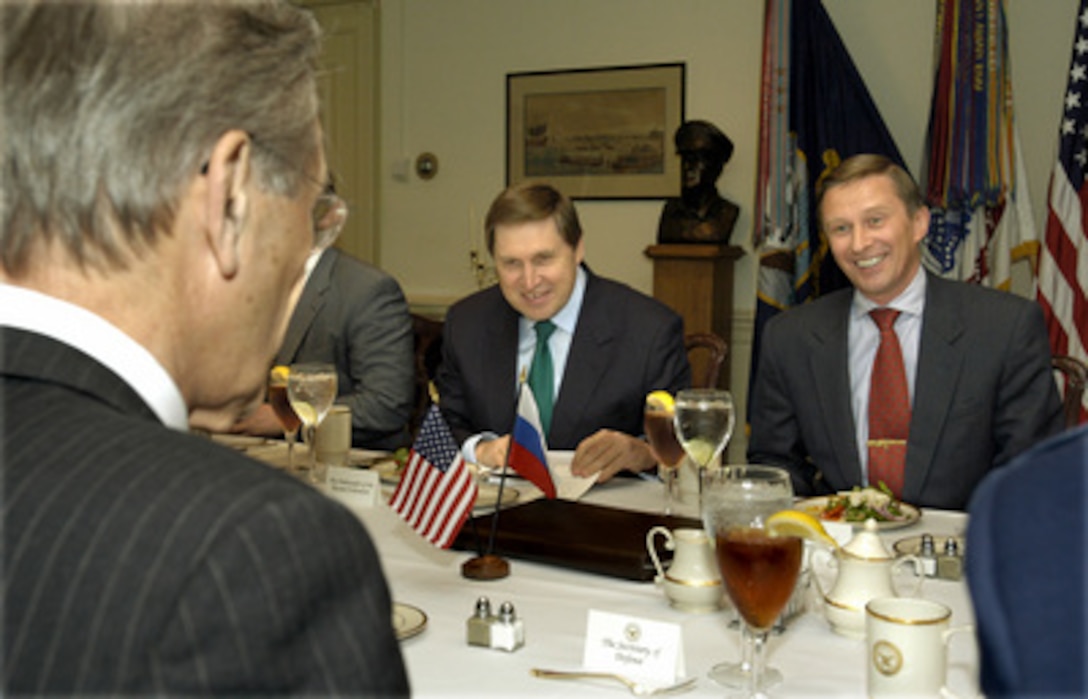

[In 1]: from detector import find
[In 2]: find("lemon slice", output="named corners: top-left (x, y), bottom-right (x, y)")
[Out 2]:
top-left (766, 510), bottom-right (839, 548)
top-left (270, 365), bottom-right (290, 384)
top-left (293, 402), bottom-right (317, 425)
top-left (646, 390), bottom-right (675, 413)
top-left (683, 438), bottom-right (716, 466)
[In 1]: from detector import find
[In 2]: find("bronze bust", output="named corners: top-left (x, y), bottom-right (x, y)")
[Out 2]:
top-left (657, 120), bottom-right (739, 244)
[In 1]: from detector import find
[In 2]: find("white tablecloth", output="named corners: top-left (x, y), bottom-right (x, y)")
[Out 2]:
top-left (332, 474), bottom-right (979, 698)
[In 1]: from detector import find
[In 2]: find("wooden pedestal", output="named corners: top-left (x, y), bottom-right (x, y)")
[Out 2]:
top-left (644, 244), bottom-right (744, 389)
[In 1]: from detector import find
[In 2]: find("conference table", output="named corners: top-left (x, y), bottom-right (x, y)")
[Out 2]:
top-left (327, 463), bottom-right (980, 698)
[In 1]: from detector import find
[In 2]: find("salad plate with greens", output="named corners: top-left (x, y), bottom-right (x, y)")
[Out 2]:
top-left (794, 484), bottom-right (920, 530)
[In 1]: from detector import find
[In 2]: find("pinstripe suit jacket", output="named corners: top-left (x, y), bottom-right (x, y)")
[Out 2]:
top-left (2, 328), bottom-right (409, 696)
top-left (747, 273), bottom-right (1064, 510)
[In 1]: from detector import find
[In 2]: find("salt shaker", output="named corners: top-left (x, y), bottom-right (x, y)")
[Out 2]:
top-left (490, 601), bottom-right (525, 652)
top-left (918, 533), bottom-right (938, 577)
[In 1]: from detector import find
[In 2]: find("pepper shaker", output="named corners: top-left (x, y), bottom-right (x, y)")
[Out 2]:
top-left (466, 596), bottom-right (494, 647)
top-left (937, 537), bottom-right (963, 581)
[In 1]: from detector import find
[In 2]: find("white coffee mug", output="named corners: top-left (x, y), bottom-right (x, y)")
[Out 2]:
top-left (865, 597), bottom-right (974, 698)
top-left (315, 404), bottom-right (352, 475)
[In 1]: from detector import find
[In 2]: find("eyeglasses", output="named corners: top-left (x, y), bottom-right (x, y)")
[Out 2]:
top-left (200, 135), bottom-right (348, 252)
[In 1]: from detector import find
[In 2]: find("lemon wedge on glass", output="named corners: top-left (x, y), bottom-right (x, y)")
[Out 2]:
top-left (766, 510), bottom-right (840, 548)
top-left (646, 390), bottom-right (675, 413)
top-left (270, 365), bottom-right (290, 385)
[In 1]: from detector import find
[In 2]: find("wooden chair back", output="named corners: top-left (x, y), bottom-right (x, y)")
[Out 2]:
top-left (1052, 354), bottom-right (1088, 429)
top-left (409, 313), bottom-right (444, 438)
top-left (684, 332), bottom-right (728, 389)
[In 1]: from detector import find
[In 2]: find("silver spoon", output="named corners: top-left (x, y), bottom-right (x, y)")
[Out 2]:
top-left (531, 668), bottom-right (697, 696)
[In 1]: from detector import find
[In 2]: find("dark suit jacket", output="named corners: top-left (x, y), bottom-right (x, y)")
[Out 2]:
top-left (2, 328), bottom-right (409, 696)
top-left (747, 273), bottom-right (1064, 510)
top-left (966, 424), bottom-right (1087, 696)
top-left (436, 268), bottom-right (691, 449)
top-left (277, 248), bottom-right (414, 450)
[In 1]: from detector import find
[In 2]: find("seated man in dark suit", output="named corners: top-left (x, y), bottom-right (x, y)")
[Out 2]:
top-left (966, 424), bottom-right (1087, 696)
top-left (747, 154), bottom-right (1062, 510)
top-left (437, 182), bottom-right (691, 482)
top-left (235, 245), bottom-right (416, 450)
top-left (0, 2), bottom-right (407, 695)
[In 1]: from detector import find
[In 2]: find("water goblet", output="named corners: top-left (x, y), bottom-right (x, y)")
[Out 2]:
top-left (673, 388), bottom-right (735, 492)
top-left (644, 392), bottom-right (686, 515)
top-left (287, 362), bottom-right (338, 484)
top-left (702, 465), bottom-right (800, 698)
top-left (267, 366), bottom-right (302, 471)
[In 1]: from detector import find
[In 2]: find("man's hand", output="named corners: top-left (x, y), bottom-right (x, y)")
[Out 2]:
top-left (571, 430), bottom-right (655, 482)
top-left (474, 435), bottom-right (511, 469)
top-left (230, 403), bottom-right (284, 437)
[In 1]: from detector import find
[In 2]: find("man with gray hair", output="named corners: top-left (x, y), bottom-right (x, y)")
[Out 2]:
top-left (1, 1), bottom-right (408, 694)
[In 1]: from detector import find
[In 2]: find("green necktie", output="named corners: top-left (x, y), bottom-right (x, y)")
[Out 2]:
top-left (528, 320), bottom-right (556, 435)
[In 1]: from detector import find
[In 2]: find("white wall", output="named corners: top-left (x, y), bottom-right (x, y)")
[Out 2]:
top-left (376, 0), bottom-right (1078, 453)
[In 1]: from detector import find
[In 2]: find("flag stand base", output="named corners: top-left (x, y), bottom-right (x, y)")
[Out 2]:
top-left (461, 554), bottom-right (510, 580)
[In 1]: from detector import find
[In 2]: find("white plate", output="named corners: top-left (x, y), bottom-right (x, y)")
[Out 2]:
top-left (373, 459), bottom-right (403, 485)
top-left (210, 433), bottom-right (268, 449)
top-left (794, 496), bottom-right (921, 531)
top-left (475, 484), bottom-right (519, 511)
top-left (392, 602), bottom-right (427, 641)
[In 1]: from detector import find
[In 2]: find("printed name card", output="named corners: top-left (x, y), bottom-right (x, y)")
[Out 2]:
top-left (583, 610), bottom-right (684, 685)
top-left (323, 466), bottom-right (380, 508)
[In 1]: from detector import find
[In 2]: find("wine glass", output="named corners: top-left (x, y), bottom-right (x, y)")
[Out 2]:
top-left (287, 362), bottom-right (338, 484)
top-left (673, 389), bottom-right (735, 492)
top-left (268, 366), bottom-right (302, 471)
top-left (702, 465), bottom-right (800, 698)
top-left (644, 392), bottom-right (686, 515)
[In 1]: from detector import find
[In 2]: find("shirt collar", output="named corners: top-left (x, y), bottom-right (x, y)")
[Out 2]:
top-left (851, 264), bottom-right (927, 322)
top-left (0, 284), bottom-right (189, 431)
top-left (519, 265), bottom-right (586, 336)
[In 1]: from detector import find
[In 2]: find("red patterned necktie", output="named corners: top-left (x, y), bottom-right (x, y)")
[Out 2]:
top-left (867, 308), bottom-right (909, 497)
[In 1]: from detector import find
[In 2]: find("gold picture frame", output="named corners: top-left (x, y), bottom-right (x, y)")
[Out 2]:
top-left (506, 63), bottom-right (685, 199)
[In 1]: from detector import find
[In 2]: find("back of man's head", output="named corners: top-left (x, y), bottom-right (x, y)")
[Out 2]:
top-left (1, 0), bottom-right (322, 278)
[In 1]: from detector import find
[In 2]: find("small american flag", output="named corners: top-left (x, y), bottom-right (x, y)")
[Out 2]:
top-left (389, 405), bottom-right (477, 548)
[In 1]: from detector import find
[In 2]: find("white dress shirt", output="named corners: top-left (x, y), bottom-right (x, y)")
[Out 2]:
top-left (0, 284), bottom-right (189, 431)
top-left (848, 265), bottom-right (926, 481)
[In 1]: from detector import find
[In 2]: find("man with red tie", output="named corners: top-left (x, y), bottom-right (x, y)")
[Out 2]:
top-left (747, 154), bottom-right (1063, 510)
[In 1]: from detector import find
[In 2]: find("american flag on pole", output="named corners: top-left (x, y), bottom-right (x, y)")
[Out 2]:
top-left (921, 0), bottom-right (1037, 289)
top-left (1038, 0), bottom-right (1088, 421)
top-left (389, 405), bottom-right (477, 549)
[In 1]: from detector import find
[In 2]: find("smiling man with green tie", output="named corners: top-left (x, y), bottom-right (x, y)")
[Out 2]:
top-left (437, 182), bottom-right (691, 483)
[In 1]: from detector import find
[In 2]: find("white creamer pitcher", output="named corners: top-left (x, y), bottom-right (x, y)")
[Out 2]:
top-left (646, 526), bottom-right (722, 613)
top-left (813, 519), bottom-right (924, 638)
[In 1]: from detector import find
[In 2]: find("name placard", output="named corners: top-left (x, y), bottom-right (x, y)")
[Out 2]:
top-left (323, 466), bottom-right (380, 508)
top-left (583, 610), bottom-right (684, 685)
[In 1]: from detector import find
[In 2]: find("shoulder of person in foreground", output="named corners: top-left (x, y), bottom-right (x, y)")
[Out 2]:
top-left (966, 423), bottom-right (1087, 697)
top-left (151, 434), bottom-right (409, 695)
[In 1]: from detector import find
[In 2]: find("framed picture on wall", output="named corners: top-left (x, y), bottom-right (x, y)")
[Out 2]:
top-left (506, 62), bottom-right (685, 199)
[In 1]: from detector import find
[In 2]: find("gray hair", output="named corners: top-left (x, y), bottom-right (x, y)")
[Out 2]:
top-left (1, 0), bottom-right (323, 275)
